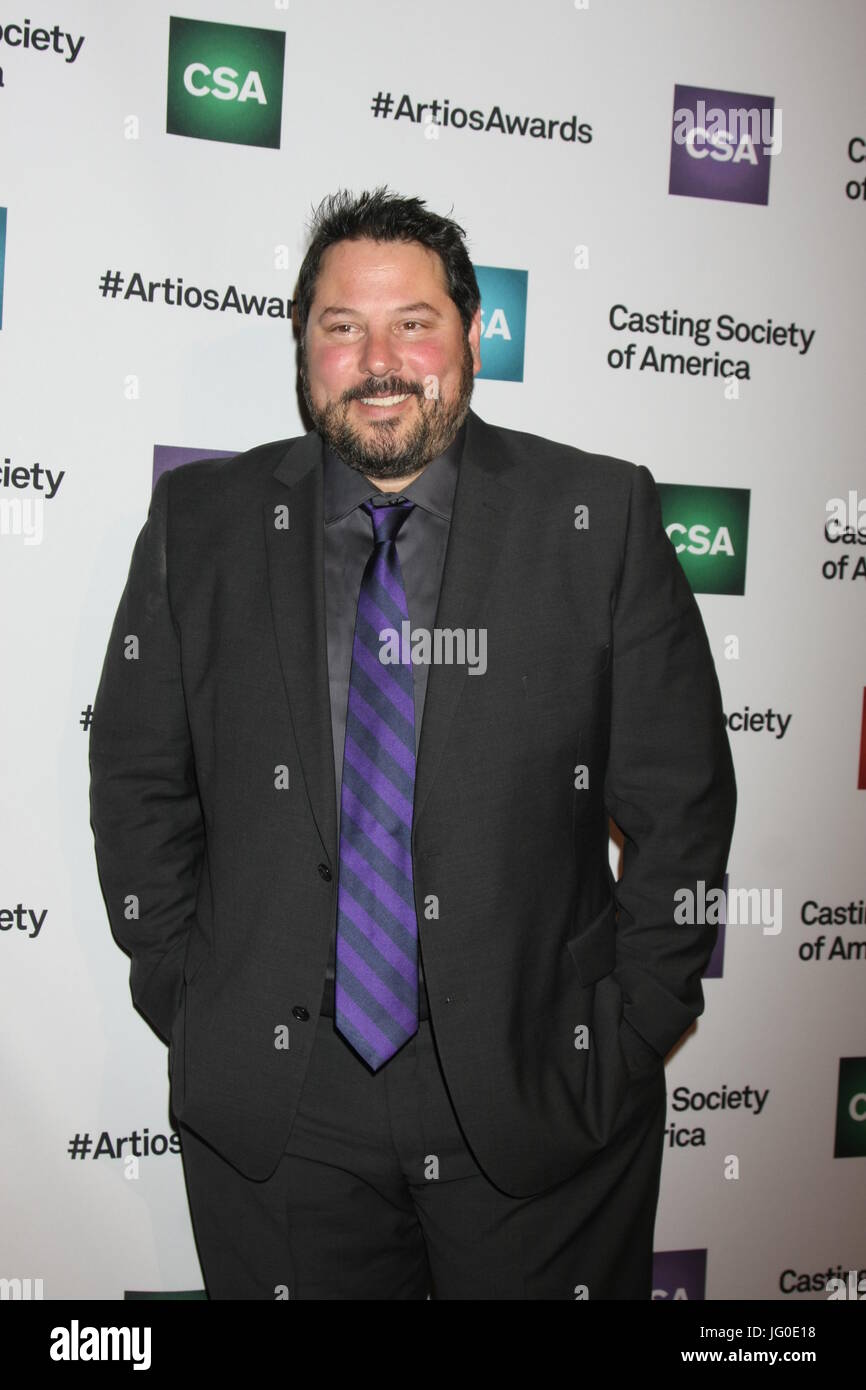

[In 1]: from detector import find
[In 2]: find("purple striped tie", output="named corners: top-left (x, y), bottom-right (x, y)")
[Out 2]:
top-left (335, 497), bottom-right (418, 1069)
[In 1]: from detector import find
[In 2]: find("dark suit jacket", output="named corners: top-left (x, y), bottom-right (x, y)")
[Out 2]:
top-left (89, 407), bottom-right (736, 1196)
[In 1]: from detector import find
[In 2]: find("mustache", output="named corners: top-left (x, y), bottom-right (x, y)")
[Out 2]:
top-left (342, 379), bottom-right (423, 403)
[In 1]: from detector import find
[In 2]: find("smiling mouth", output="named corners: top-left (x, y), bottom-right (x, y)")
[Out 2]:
top-left (358, 393), bottom-right (412, 407)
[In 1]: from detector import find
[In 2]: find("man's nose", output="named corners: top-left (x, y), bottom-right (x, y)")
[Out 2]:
top-left (358, 326), bottom-right (401, 380)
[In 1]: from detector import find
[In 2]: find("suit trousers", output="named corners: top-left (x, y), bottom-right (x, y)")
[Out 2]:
top-left (177, 1010), bottom-right (667, 1300)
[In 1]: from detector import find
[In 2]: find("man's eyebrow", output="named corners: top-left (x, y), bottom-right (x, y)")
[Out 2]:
top-left (395, 302), bottom-right (442, 317)
top-left (317, 301), bottom-right (443, 322)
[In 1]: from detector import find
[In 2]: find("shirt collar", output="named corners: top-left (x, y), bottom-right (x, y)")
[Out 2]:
top-left (322, 420), bottom-right (465, 525)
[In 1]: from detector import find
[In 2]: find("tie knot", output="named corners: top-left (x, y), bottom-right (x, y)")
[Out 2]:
top-left (362, 497), bottom-right (414, 544)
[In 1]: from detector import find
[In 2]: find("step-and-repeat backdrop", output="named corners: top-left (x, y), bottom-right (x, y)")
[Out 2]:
top-left (1, 0), bottom-right (864, 1301)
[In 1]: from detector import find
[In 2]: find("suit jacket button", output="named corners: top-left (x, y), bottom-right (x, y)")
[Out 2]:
top-left (292, 1005), bottom-right (310, 1021)
top-left (317, 864), bottom-right (332, 881)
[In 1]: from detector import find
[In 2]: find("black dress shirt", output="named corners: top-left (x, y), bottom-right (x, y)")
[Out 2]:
top-left (321, 420), bottom-right (466, 1018)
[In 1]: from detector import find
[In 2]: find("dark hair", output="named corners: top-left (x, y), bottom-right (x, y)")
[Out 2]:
top-left (293, 186), bottom-right (480, 338)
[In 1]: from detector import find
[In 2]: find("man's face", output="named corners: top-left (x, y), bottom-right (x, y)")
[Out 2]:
top-left (299, 237), bottom-right (482, 482)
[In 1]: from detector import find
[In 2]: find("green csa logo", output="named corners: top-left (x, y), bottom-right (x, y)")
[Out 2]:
top-left (166, 17), bottom-right (285, 149)
top-left (835, 1058), bottom-right (866, 1158)
top-left (657, 483), bottom-right (750, 595)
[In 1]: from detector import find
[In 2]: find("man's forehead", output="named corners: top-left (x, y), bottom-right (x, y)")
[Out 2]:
top-left (315, 238), bottom-right (448, 294)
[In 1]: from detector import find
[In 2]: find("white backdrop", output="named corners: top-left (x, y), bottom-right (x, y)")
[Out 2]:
top-left (1, 0), bottom-right (864, 1300)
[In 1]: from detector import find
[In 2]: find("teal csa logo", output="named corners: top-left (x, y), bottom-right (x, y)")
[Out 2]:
top-left (0, 207), bottom-right (7, 328)
top-left (473, 265), bottom-right (528, 381)
top-left (835, 1058), bottom-right (866, 1158)
top-left (656, 483), bottom-right (750, 595)
top-left (166, 17), bottom-right (286, 149)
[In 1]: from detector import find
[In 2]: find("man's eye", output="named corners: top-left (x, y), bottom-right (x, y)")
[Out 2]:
top-left (330, 324), bottom-right (355, 334)
top-left (402, 321), bottom-right (423, 331)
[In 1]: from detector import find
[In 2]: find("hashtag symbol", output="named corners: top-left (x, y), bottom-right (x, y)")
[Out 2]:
top-left (80, 704), bottom-right (94, 731)
top-left (370, 91), bottom-right (394, 118)
top-left (68, 1133), bottom-right (92, 1159)
top-left (98, 270), bottom-right (124, 298)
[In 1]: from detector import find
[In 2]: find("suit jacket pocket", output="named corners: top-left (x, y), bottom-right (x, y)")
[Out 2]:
top-left (618, 1017), bottom-right (662, 1081)
top-left (566, 898), bottom-right (661, 1082)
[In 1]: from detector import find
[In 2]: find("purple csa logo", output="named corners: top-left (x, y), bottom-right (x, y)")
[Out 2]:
top-left (152, 443), bottom-right (237, 490)
top-left (653, 1249), bottom-right (707, 1300)
top-left (669, 84), bottom-right (778, 206)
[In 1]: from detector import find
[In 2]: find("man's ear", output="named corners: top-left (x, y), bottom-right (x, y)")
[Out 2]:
top-left (468, 306), bottom-right (482, 374)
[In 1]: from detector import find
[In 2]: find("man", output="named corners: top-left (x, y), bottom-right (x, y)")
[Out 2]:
top-left (89, 187), bottom-right (736, 1300)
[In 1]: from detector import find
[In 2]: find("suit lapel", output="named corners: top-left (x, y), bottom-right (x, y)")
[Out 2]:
top-left (263, 409), bottom-right (518, 865)
top-left (264, 429), bottom-right (338, 865)
top-left (411, 410), bottom-right (517, 838)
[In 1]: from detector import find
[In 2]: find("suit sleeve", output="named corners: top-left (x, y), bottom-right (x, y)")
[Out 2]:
top-left (603, 463), bottom-right (737, 1067)
top-left (88, 470), bottom-right (205, 1044)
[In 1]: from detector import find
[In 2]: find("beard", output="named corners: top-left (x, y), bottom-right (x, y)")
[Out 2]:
top-left (299, 336), bottom-right (475, 480)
